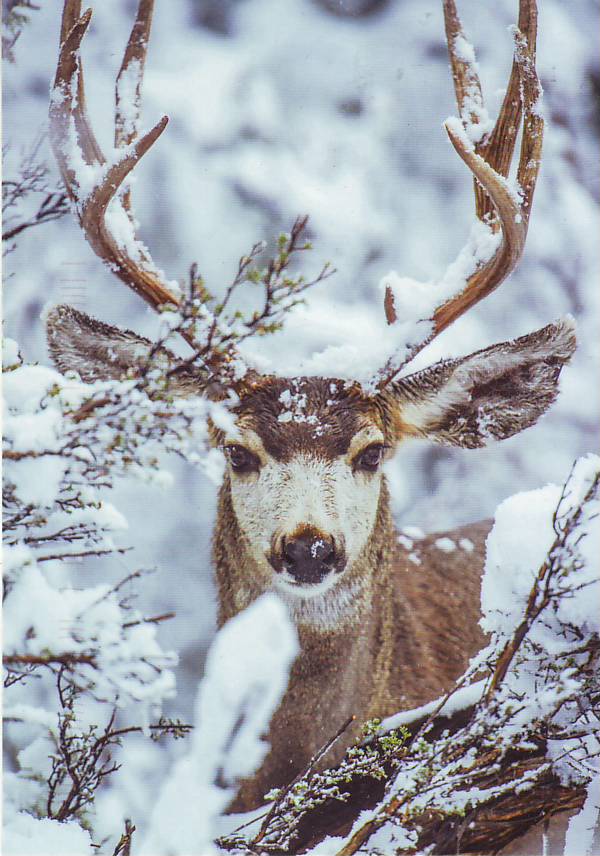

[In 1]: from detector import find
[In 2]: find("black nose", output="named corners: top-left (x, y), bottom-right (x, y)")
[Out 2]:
top-left (281, 533), bottom-right (337, 584)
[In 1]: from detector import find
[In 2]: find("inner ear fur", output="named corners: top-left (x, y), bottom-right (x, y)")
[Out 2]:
top-left (388, 317), bottom-right (576, 449)
top-left (45, 304), bottom-right (204, 396)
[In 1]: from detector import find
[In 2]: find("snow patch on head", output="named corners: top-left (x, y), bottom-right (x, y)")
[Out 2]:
top-left (277, 385), bottom-right (318, 424)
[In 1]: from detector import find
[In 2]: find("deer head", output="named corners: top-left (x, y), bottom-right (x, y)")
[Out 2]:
top-left (47, 0), bottom-right (575, 604)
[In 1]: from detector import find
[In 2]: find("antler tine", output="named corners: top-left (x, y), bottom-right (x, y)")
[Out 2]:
top-left (79, 115), bottom-right (180, 311)
top-left (443, 0), bottom-right (538, 223)
top-left (480, 2), bottom-right (537, 203)
top-left (51, 5), bottom-right (104, 178)
top-left (432, 121), bottom-right (526, 335)
top-left (442, 0), bottom-right (489, 220)
top-left (115, 0), bottom-right (155, 214)
top-left (50, 1), bottom-right (181, 315)
top-left (49, 0), bottom-right (253, 385)
top-left (513, 19), bottom-right (543, 229)
top-left (379, 0), bottom-right (542, 387)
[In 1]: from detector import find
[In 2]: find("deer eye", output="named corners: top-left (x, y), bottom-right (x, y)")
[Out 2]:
top-left (225, 445), bottom-right (260, 474)
top-left (354, 443), bottom-right (385, 473)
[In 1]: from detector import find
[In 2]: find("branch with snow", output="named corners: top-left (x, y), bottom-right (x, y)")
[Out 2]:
top-left (2, 317), bottom-right (304, 855)
top-left (2, 334), bottom-right (229, 853)
top-left (160, 214), bottom-right (335, 382)
top-left (2, 135), bottom-right (69, 257)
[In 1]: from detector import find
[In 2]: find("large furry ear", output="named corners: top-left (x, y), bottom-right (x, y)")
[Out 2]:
top-left (390, 317), bottom-right (576, 449)
top-left (45, 304), bottom-right (204, 395)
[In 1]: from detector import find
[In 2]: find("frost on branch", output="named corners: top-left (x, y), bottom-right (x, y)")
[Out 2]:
top-left (2, 134), bottom-right (69, 257)
top-left (2, 334), bottom-right (225, 854)
top-left (177, 215), bottom-right (335, 381)
top-left (220, 455), bottom-right (599, 855)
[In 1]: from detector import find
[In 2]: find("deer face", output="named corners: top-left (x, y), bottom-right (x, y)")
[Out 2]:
top-left (221, 378), bottom-right (389, 598)
top-left (214, 314), bottom-right (576, 600)
top-left (47, 307), bottom-right (575, 605)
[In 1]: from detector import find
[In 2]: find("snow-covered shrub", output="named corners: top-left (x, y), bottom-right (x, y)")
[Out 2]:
top-left (3, 335), bottom-right (212, 851)
top-left (141, 594), bottom-right (298, 856)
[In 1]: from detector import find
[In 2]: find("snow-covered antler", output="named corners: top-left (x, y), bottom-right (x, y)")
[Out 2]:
top-left (49, 1), bottom-right (179, 315)
top-left (379, 0), bottom-right (543, 387)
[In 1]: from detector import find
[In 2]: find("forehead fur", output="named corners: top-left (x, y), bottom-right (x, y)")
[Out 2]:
top-left (232, 376), bottom-right (386, 461)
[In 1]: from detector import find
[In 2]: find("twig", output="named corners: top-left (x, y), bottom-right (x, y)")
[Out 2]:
top-left (3, 653), bottom-right (96, 667)
top-left (122, 611), bottom-right (175, 629)
top-left (252, 715), bottom-right (355, 846)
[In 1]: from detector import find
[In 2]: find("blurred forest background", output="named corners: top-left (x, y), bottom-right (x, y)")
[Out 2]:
top-left (3, 0), bottom-right (599, 834)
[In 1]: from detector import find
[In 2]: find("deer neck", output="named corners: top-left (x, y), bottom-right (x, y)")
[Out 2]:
top-left (214, 476), bottom-right (403, 810)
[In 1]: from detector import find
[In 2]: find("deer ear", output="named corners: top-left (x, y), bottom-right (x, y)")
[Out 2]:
top-left (390, 318), bottom-right (576, 449)
top-left (45, 304), bottom-right (204, 395)
top-left (46, 305), bottom-right (157, 381)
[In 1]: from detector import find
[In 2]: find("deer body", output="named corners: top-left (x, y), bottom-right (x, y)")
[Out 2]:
top-left (46, 0), bottom-right (579, 840)
top-left (216, 463), bottom-right (490, 809)
top-left (47, 308), bottom-right (575, 814)
top-left (205, 373), bottom-right (520, 810)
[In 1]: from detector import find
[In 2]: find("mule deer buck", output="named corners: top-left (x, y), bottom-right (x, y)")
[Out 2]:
top-left (47, 0), bottom-right (576, 821)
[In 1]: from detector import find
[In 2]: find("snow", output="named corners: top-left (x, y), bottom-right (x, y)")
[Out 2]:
top-left (481, 456), bottom-right (600, 639)
top-left (3, 561), bottom-right (177, 709)
top-left (104, 195), bottom-right (148, 265)
top-left (3, 704), bottom-right (59, 732)
top-left (480, 484), bottom-right (561, 635)
top-left (450, 31), bottom-right (495, 145)
top-left (564, 776), bottom-right (600, 856)
top-left (434, 536), bottom-right (457, 553)
top-left (3, 813), bottom-right (94, 856)
top-left (141, 594), bottom-right (297, 855)
top-left (379, 218), bottom-right (501, 344)
top-left (402, 526), bottom-right (424, 540)
top-left (116, 57), bottom-right (143, 142)
top-left (277, 386), bottom-right (319, 424)
top-left (200, 447), bottom-right (227, 486)
top-left (9, 455), bottom-right (67, 506)
top-left (3, 336), bottom-right (21, 368)
top-left (380, 679), bottom-right (486, 734)
top-left (479, 455), bottom-right (600, 782)
top-left (359, 819), bottom-right (419, 853)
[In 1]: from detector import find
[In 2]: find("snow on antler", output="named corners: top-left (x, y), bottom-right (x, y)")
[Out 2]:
top-left (377, 0), bottom-right (543, 387)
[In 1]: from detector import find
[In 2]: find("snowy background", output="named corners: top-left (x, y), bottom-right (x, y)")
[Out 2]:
top-left (3, 0), bottom-right (599, 835)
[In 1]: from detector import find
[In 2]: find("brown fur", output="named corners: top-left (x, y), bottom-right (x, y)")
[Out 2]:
top-left (226, 376), bottom-right (384, 459)
top-left (215, 469), bottom-right (489, 811)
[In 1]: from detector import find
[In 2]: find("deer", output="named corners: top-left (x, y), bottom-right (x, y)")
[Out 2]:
top-left (46, 0), bottom-right (576, 823)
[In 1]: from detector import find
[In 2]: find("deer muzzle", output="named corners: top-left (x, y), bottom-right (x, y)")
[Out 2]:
top-left (269, 528), bottom-right (346, 585)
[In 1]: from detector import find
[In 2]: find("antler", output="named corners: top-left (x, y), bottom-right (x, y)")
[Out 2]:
top-left (379, 0), bottom-right (543, 386)
top-left (49, 1), bottom-right (181, 315)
